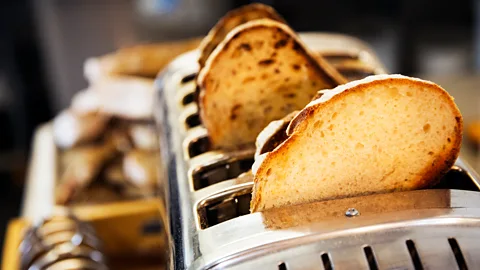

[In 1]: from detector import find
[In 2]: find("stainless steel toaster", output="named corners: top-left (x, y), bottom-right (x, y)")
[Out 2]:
top-left (155, 33), bottom-right (480, 270)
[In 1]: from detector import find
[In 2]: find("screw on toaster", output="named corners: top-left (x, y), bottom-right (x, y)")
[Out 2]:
top-left (345, 208), bottom-right (360, 217)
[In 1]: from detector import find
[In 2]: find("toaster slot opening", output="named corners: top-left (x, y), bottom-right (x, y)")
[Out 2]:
top-left (191, 157), bottom-right (254, 190)
top-left (187, 135), bottom-right (211, 158)
top-left (185, 113), bottom-right (201, 129)
top-left (322, 53), bottom-right (360, 63)
top-left (182, 92), bottom-right (195, 106)
top-left (197, 186), bottom-right (252, 229)
top-left (181, 73), bottom-right (197, 84)
top-left (432, 165), bottom-right (479, 191)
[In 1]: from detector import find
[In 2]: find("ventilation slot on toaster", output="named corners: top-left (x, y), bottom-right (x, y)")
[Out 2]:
top-left (187, 135), bottom-right (211, 158)
top-left (448, 238), bottom-right (468, 270)
top-left (181, 73), bottom-right (197, 84)
top-left (192, 157), bottom-right (254, 190)
top-left (182, 92), bottom-right (195, 106)
top-left (185, 113), bottom-right (201, 129)
top-left (321, 253), bottom-right (333, 270)
top-left (363, 246), bottom-right (379, 270)
top-left (277, 262), bottom-right (287, 270)
top-left (406, 240), bottom-right (424, 270)
top-left (197, 187), bottom-right (252, 229)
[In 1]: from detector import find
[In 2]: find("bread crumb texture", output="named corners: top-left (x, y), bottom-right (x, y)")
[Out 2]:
top-left (251, 75), bottom-right (463, 212)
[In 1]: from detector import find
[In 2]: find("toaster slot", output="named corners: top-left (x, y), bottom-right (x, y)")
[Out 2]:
top-left (337, 67), bottom-right (376, 82)
top-left (433, 165), bottom-right (480, 191)
top-left (197, 185), bottom-right (252, 229)
top-left (182, 92), bottom-right (195, 106)
top-left (191, 156), bottom-right (254, 190)
top-left (187, 135), bottom-right (211, 158)
top-left (322, 52), bottom-right (360, 63)
top-left (183, 127), bottom-right (211, 159)
top-left (181, 73), bottom-right (197, 84)
top-left (180, 104), bottom-right (201, 130)
top-left (185, 113), bottom-right (201, 129)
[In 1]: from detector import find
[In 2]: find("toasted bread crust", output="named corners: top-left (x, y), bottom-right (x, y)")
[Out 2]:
top-left (198, 19), bottom-right (347, 150)
top-left (251, 75), bottom-right (463, 212)
top-left (198, 3), bottom-right (285, 70)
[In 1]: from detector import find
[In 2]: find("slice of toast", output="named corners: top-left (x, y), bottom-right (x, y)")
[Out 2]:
top-left (84, 38), bottom-right (201, 83)
top-left (198, 3), bottom-right (285, 69)
top-left (198, 19), bottom-right (347, 150)
top-left (251, 74), bottom-right (463, 212)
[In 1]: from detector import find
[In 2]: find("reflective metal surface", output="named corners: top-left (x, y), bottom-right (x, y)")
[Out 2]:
top-left (19, 209), bottom-right (107, 270)
top-left (155, 33), bottom-right (480, 270)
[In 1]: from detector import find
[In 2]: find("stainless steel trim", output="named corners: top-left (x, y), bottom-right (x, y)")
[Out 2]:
top-left (155, 33), bottom-right (480, 270)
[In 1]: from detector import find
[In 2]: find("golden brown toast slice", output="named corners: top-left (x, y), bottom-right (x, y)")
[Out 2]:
top-left (251, 74), bottom-right (463, 212)
top-left (198, 19), bottom-right (347, 150)
top-left (198, 3), bottom-right (285, 69)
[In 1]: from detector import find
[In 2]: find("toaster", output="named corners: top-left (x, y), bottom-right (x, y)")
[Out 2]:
top-left (155, 33), bottom-right (480, 270)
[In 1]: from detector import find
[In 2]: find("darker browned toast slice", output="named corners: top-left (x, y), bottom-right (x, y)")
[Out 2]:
top-left (198, 19), bottom-right (347, 150)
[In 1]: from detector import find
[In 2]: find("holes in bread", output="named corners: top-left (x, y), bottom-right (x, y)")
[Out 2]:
top-left (254, 40), bottom-right (264, 49)
top-left (423, 124), bottom-right (431, 133)
top-left (314, 121), bottom-right (324, 129)
top-left (191, 156), bottom-right (254, 190)
top-left (292, 42), bottom-right (302, 52)
top-left (231, 104), bottom-right (243, 120)
top-left (283, 93), bottom-right (296, 99)
top-left (291, 64), bottom-right (301, 71)
top-left (258, 59), bottom-right (275, 66)
top-left (331, 112), bottom-right (338, 119)
top-left (406, 91), bottom-right (413, 97)
top-left (263, 106), bottom-right (273, 114)
top-left (274, 38), bottom-right (289, 49)
top-left (359, 111), bottom-right (364, 116)
top-left (238, 43), bottom-right (252, 51)
top-left (356, 143), bottom-right (364, 150)
top-left (197, 186), bottom-right (252, 229)
top-left (242, 76), bottom-right (256, 84)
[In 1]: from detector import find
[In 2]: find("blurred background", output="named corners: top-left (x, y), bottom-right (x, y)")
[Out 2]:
top-left (0, 0), bottom-right (478, 258)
